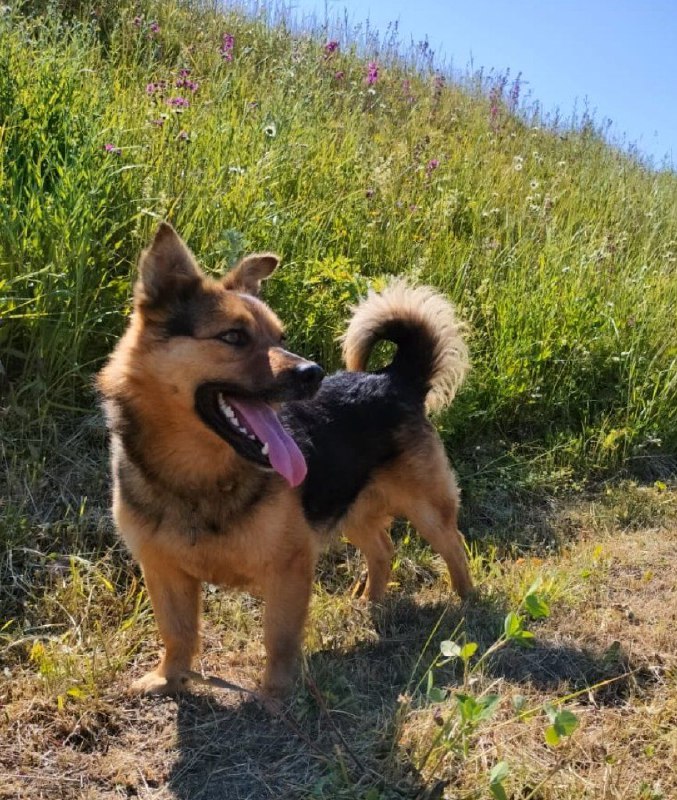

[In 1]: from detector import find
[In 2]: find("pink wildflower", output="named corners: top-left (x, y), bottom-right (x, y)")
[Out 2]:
top-left (167, 96), bottom-right (190, 110)
top-left (176, 77), bottom-right (199, 92)
top-left (221, 33), bottom-right (235, 61)
top-left (366, 62), bottom-right (378, 85)
top-left (509, 72), bottom-right (522, 110)
top-left (433, 73), bottom-right (445, 104)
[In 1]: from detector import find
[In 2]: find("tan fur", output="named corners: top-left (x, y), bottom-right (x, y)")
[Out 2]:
top-left (342, 423), bottom-right (472, 600)
top-left (341, 279), bottom-right (469, 412)
top-left (99, 224), bottom-right (472, 701)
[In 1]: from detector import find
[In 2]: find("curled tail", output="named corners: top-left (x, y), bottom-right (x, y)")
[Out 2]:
top-left (341, 279), bottom-right (470, 412)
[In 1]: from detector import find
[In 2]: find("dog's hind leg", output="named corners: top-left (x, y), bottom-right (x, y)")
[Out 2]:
top-left (343, 513), bottom-right (394, 602)
top-left (371, 441), bottom-right (473, 602)
top-left (131, 559), bottom-right (201, 695)
top-left (406, 489), bottom-right (473, 600)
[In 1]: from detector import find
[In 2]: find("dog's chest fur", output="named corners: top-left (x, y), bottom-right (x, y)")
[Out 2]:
top-left (112, 436), bottom-right (273, 539)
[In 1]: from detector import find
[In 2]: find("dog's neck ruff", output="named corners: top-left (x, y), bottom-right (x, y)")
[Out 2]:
top-left (218, 395), bottom-right (307, 487)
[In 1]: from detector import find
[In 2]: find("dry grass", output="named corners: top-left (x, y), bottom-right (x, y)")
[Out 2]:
top-left (401, 528), bottom-right (677, 800)
top-left (1, 438), bottom-right (675, 799)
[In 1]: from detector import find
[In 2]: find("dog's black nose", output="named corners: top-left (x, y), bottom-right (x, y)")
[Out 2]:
top-left (294, 362), bottom-right (324, 390)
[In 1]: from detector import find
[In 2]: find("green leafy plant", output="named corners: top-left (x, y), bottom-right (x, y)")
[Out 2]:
top-left (413, 582), bottom-right (580, 797)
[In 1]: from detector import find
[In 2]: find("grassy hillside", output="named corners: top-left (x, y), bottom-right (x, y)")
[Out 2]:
top-left (1, 2), bottom-right (676, 799)
top-left (2, 0), bottom-right (676, 477)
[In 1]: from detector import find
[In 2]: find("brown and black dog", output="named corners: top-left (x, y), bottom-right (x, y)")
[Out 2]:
top-left (98, 223), bottom-right (472, 700)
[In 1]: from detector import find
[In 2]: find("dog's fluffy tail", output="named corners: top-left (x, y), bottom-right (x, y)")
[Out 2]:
top-left (341, 279), bottom-right (469, 412)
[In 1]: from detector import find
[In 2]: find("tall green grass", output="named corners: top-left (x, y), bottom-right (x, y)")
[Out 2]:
top-left (1, 0), bottom-right (676, 476)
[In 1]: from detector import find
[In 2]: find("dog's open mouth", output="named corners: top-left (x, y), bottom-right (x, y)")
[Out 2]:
top-left (195, 386), bottom-right (307, 487)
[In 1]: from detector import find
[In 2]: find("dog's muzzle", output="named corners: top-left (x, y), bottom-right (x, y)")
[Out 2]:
top-left (194, 359), bottom-right (324, 487)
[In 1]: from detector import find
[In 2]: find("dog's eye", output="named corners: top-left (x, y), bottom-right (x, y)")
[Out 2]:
top-left (218, 329), bottom-right (249, 346)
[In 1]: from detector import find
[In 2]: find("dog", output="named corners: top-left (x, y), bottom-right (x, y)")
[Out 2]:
top-left (97, 223), bottom-right (472, 700)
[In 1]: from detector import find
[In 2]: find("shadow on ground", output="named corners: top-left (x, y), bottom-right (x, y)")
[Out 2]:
top-left (166, 593), bottom-right (646, 800)
top-left (167, 598), bottom-right (453, 800)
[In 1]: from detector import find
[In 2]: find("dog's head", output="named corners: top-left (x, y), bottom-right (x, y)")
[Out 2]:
top-left (104, 223), bottom-right (322, 487)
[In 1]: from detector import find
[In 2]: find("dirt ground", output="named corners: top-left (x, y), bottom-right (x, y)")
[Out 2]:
top-left (1, 490), bottom-right (676, 800)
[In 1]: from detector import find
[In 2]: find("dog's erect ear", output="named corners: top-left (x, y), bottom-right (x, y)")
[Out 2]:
top-left (222, 253), bottom-right (279, 297)
top-left (136, 223), bottom-right (202, 308)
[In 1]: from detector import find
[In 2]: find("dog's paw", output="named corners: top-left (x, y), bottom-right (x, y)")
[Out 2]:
top-left (255, 689), bottom-right (285, 715)
top-left (258, 672), bottom-right (295, 714)
top-left (130, 669), bottom-right (188, 696)
top-left (350, 570), bottom-right (368, 600)
top-left (456, 583), bottom-right (479, 605)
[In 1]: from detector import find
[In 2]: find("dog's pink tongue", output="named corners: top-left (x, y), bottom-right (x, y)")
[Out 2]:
top-left (228, 400), bottom-right (307, 487)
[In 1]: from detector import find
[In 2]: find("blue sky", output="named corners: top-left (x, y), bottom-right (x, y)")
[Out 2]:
top-left (285, 0), bottom-right (676, 167)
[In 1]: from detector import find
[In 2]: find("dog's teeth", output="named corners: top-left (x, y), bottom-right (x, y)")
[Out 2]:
top-left (248, 434), bottom-right (256, 440)
top-left (261, 442), bottom-right (270, 456)
top-left (217, 396), bottom-right (245, 430)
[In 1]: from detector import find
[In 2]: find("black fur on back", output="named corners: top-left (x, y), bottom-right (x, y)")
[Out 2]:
top-left (281, 370), bottom-right (423, 526)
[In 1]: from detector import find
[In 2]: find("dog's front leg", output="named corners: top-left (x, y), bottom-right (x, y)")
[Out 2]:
top-left (131, 557), bottom-right (201, 695)
top-left (261, 544), bottom-right (316, 700)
